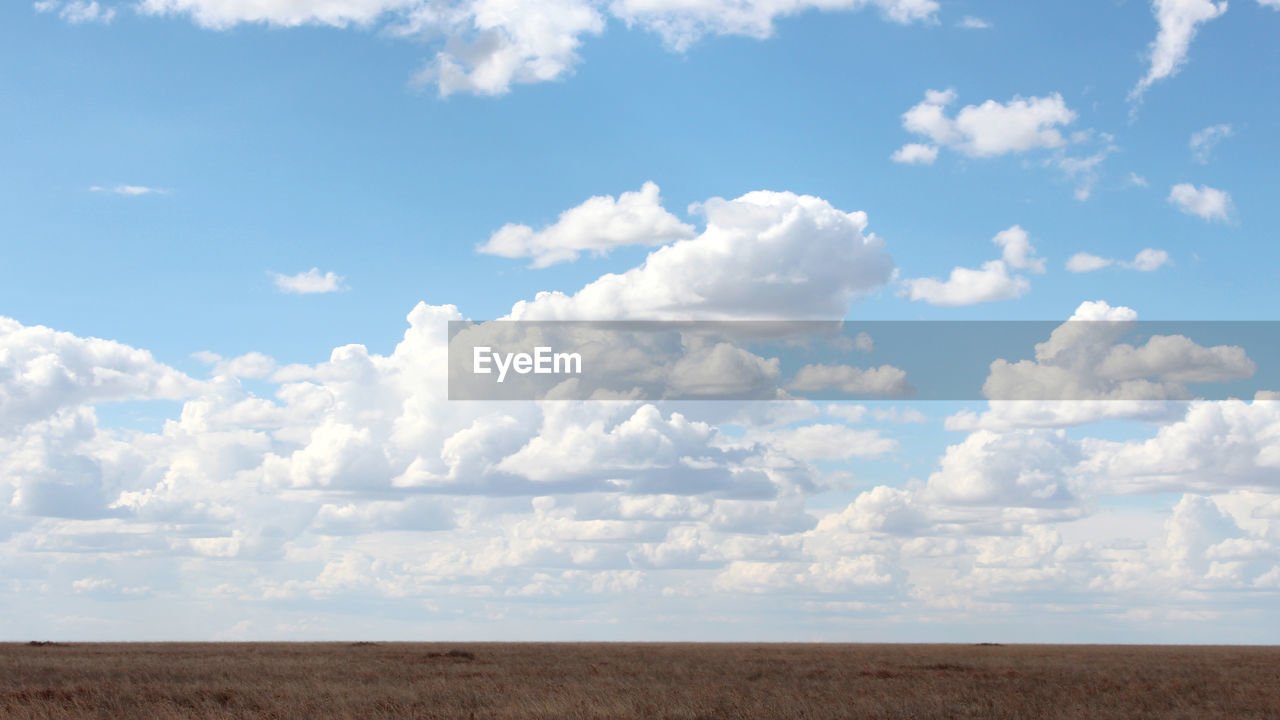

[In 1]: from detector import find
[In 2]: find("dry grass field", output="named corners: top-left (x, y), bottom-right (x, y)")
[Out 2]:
top-left (2, 642), bottom-right (1278, 719)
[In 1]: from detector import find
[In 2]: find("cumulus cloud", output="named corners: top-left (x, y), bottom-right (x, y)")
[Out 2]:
top-left (193, 351), bottom-right (276, 379)
top-left (3, 297), bottom-right (1280, 637)
top-left (1126, 248), bottom-right (1172, 271)
top-left (900, 226), bottom-right (1042, 306)
top-left (80, 0), bottom-right (936, 96)
top-left (786, 364), bottom-right (912, 397)
top-left (6, 177), bottom-right (1280, 638)
top-left (1081, 399), bottom-right (1280, 494)
top-left (271, 268), bottom-right (348, 294)
top-left (1130, 0), bottom-right (1229, 103)
top-left (923, 429), bottom-right (1082, 507)
top-left (902, 262), bottom-right (1027, 306)
top-left (983, 300), bottom-right (1254, 400)
top-left (894, 89), bottom-right (1110, 198)
top-left (1066, 248), bottom-right (1170, 273)
top-left (1168, 183), bottom-right (1234, 222)
top-left (406, 0), bottom-right (607, 96)
top-left (478, 182), bottom-right (695, 267)
top-left (1190, 123), bottom-right (1233, 163)
top-left (957, 15), bottom-right (990, 29)
top-left (895, 88), bottom-right (1077, 160)
top-left (0, 316), bottom-right (199, 433)
top-left (992, 225), bottom-right (1046, 273)
top-left (944, 300), bottom-right (1258, 434)
top-left (890, 143), bottom-right (939, 165)
top-left (507, 190), bottom-right (895, 320)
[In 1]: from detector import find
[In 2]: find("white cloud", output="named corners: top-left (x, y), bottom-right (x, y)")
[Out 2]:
top-left (758, 424), bottom-right (897, 461)
top-left (786, 364), bottom-right (912, 397)
top-left (1125, 248), bottom-right (1171, 271)
top-left (0, 316), bottom-right (199, 433)
top-left (898, 88), bottom-right (1077, 159)
top-left (889, 143), bottom-right (938, 165)
top-left (608, 0), bottom-right (938, 52)
top-left (1261, 0), bottom-right (1280, 8)
top-left (901, 226), bottom-right (1042, 306)
top-left (980, 300), bottom-right (1254, 402)
top-left (948, 300), bottom-right (1256, 432)
top-left (1051, 138), bottom-right (1116, 201)
top-left (407, 0), bottom-right (607, 97)
top-left (270, 268), bottom-right (348, 295)
top-left (478, 182), bottom-right (695, 267)
top-left (134, 0), bottom-right (412, 29)
top-left (89, 185), bottom-right (166, 195)
top-left (1095, 335), bottom-right (1253, 384)
top-left (35, 0), bottom-right (116, 23)
top-left (812, 485), bottom-right (925, 535)
top-left (1066, 248), bottom-right (1170, 273)
top-left (992, 225), bottom-right (1045, 273)
top-left (3, 301), bottom-right (1280, 638)
top-left (193, 351), bottom-right (277, 379)
top-left (818, 403), bottom-right (926, 426)
top-left (957, 15), bottom-right (990, 29)
top-left (7, 178), bottom-right (1280, 639)
top-left (1066, 252), bottom-right (1114, 273)
top-left (1168, 183), bottom-right (1234, 222)
top-left (1130, 0), bottom-right (1229, 103)
top-left (1082, 400), bottom-right (1280, 493)
top-left (924, 429), bottom-right (1082, 507)
top-left (1189, 123), bottom-right (1232, 163)
top-left (902, 261), bottom-right (1028, 306)
top-left (492, 404), bottom-right (745, 485)
top-left (896, 90), bottom-right (1110, 199)
top-left (663, 339), bottom-right (785, 399)
top-left (508, 190), bottom-right (894, 320)
top-left (115, 0), bottom-right (936, 96)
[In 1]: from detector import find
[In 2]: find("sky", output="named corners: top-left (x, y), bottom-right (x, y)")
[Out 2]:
top-left (1, 0), bottom-right (1279, 642)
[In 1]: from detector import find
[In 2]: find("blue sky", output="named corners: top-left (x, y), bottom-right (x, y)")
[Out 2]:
top-left (3, 0), bottom-right (1280, 642)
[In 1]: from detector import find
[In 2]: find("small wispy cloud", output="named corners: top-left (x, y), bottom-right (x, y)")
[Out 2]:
top-left (1066, 248), bottom-right (1171, 273)
top-left (89, 185), bottom-right (168, 196)
top-left (271, 268), bottom-right (348, 295)
top-left (1051, 140), bottom-right (1115, 201)
top-left (957, 16), bottom-right (991, 29)
top-left (1189, 123), bottom-right (1232, 163)
top-left (34, 0), bottom-right (115, 24)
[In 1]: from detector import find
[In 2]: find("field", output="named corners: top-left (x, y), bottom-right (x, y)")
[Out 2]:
top-left (3, 642), bottom-right (1279, 719)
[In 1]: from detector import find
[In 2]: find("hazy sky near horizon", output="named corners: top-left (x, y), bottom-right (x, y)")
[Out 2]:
top-left (2, 0), bottom-right (1280, 642)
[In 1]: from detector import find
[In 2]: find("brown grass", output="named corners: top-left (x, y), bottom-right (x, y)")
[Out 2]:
top-left (2, 642), bottom-right (1278, 719)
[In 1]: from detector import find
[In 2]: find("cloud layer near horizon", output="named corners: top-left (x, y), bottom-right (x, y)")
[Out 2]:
top-left (3, 186), bottom-right (1277, 641)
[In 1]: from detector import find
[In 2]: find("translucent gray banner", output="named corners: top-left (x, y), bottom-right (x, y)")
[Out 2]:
top-left (447, 320), bottom-right (1280, 401)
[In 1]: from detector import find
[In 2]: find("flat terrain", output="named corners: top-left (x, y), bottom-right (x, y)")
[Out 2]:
top-left (2, 642), bottom-right (1278, 719)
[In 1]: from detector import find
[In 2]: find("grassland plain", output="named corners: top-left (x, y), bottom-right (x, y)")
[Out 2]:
top-left (2, 642), bottom-right (1279, 719)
